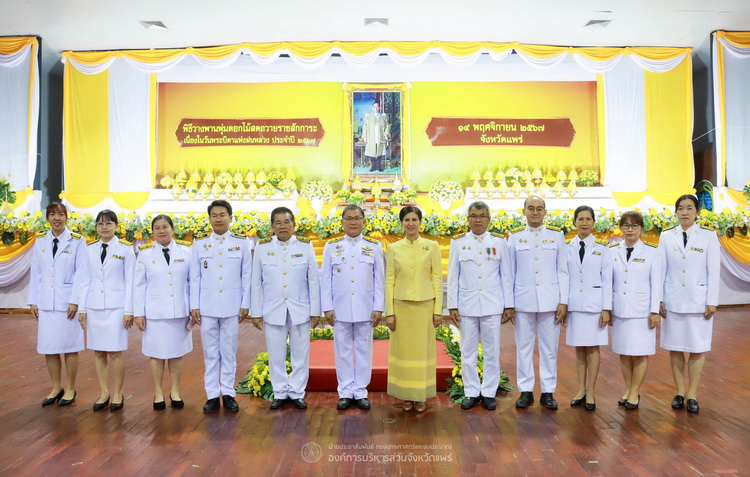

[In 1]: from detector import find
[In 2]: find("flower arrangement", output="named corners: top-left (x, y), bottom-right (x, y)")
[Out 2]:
top-left (578, 169), bottom-right (599, 187)
top-left (300, 180), bottom-right (333, 201)
top-left (347, 191), bottom-right (366, 205)
top-left (259, 183), bottom-right (277, 199)
top-left (388, 191), bottom-right (408, 205)
top-left (0, 173), bottom-right (16, 208)
top-left (428, 180), bottom-right (464, 203)
top-left (267, 171), bottom-right (285, 188)
top-left (277, 177), bottom-right (297, 197)
top-left (336, 189), bottom-right (351, 201)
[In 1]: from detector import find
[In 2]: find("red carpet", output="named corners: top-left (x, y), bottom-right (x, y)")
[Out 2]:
top-left (307, 340), bottom-right (453, 392)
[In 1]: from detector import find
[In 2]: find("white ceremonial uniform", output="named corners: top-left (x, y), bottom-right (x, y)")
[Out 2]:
top-left (321, 234), bottom-right (385, 400)
top-left (251, 235), bottom-right (321, 400)
top-left (508, 225), bottom-right (568, 393)
top-left (610, 239), bottom-right (662, 356)
top-left (134, 239), bottom-right (192, 359)
top-left (190, 232), bottom-right (252, 399)
top-left (658, 224), bottom-right (720, 353)
top-left (565, 235), bottom-right (612, 346)
top-left (80, 238), bottom-right (135, 352)
top-left (447, 231), bottom-right (513, 399)
top-left (28, 229), bottom-right (87, 354)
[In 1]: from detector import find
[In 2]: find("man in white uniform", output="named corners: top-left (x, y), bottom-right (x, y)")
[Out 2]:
top-left (321, 204), bottom-right (384, 410)
top-left (506, 196), bottom-right (568, 409)
top-left (447, 201), bottom-right (514, 411)
top-left (362, 101), bottom-right (389, 172)
top-left (250, 207), bottom-right (321, 410)
top-left (190, 200), bottom-right (252, 413)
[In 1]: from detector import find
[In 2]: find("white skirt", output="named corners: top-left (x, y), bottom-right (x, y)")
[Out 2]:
top-left (566, 311), bottom-right (608, 346)
top-left (660, 311), bottom-right (712, 353)
top-left (37, 309), bottom-right (84, 354)
top-left (612, 315), bottom-right (655, 356)
top-left (87, 308), bottom-right (129, 352)
top-left (142, 317), bottom-right (193, 359)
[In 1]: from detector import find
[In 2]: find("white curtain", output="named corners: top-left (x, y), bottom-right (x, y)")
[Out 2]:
top-left (0, 43), bottom-right (39, 190)
top-left (602, 59), bottom-right (647, 192)
top-left (715, 37), bottom-right (750, 189)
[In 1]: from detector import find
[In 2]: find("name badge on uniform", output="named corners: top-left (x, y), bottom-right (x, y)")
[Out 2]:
top-left (174, 258), bottom-right (185, 263)
top-left (542, 239), bottom-right (554, 244)
top-left (592, 251), bottom-right (602, 256)
top-left (292, 253), bottom-right (303, 258)
top-left (633, 258), bottom-right (646, 263)
top-left (361, 246), bottom-right (374, 257)
top-left (227, 246), bottom-right (240, 251)
top-left (62, 249), bottom-right (72, 254)
top-left (691, 247), bottom-right (704, 253)
top-left (113, 255), bottom-right (125, 260)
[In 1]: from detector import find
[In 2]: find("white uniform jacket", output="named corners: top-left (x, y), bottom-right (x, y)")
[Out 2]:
top-left (133, 239), bottom-right (191, 319)
top-left (508, 225), bottom-right (569, 313)
top-left (251, 235), bottom-right (321, 325)
top-left (610, 239), bottom-right (662, 318)
top-left (79, 238), bottom-right (135, 314)
top-left (189, 232), bottom-right (252, 317)
top-left (447, 231), bottom-right (514, 316)
top-left (320, 234), bottom-right (384, 322)
top-left (28, 229), bottom-right (87, 312)
top-left (566, 235), bottom-right (612, 313)
top-left (658, 224), bottom-right (720, 312)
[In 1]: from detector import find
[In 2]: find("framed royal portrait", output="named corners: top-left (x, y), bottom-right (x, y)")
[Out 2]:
top-left (343, 83), bottom-right (409, 183)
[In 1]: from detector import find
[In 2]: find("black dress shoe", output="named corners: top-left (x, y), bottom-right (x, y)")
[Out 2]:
top-left (584, 401), bottom-right (596, 411)
top-left (42, 389), bottom-right (64, 407)
top-left (540, 393), bottom-right (558, 410)
top-left (110, 395), bottom-right (124, 411)
top-left (169, 395), bottom-right (185, 409)
top-left (570, 395), bottom-right (585, 407)
top-left (461, 396), bottom-right (480, 410)
top-left (625, 395), bottom-right (640, 410)
top-left (153, 399), bottom-right (166, 411)
top-left (686, 399), bottom-right (699, 414)
top-left (515, 392), bottom-right (534, 408)
top-left (93, 397), bottom-right (110, 411)
top-left (203, 397), bottom-right (220, 413)
top-left (482, 397), bottom-right (497, 410)
top-left (355, 398), bottom-right (371, 410)
top-left (618, 397), bottom-right (628, 406)
top-left (270, 398), bottom-right (287, 410)
top-left (59, 391), bottom-right (77, 407)
top-left (222, 395), bottom-right (239, 412)
top-left (291, 398), bottom-right (307, 409)
top-left (671, 395), bottom-right (685, 409)
top-left (337, 398), bottom-right (352, 410)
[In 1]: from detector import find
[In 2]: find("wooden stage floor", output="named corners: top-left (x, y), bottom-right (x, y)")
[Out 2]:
top-left (0, 308), bottom-right (748, 476)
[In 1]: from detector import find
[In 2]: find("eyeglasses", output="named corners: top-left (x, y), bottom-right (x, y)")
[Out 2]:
top-left (468, 214), bottom-right (490, 220)
top-left (342, 216), bottom-right (364, 222)
top-left (621, 223), bottom-right (641, 230)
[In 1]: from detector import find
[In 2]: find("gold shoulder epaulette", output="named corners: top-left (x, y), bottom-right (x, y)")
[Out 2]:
top-left (452, 232), bottom-right (466, 240)
top-left (363, 236), bottom-right (379, 244)
top-left (119, 238), bottom-right (132, 246)
top-left (231, 232), bottom-right (246, 239)
top-left (38, 231), bottom-right (48, 238)
top-left (662, 224), bottom-right (677, 232)
top-left (490, 232), bottom-right (505, 239)
top-left (700, 224), bottom-right (715, 231)
top-left (175, 239), bottom-right (191, 247)
top-left (139, 243), bottom-right (155, 251)
top-left (327, 236), bottom-right (344, 244)
top-left (510, 226), bottom-right (524, 234)
top-left (70, 232), bottom-right (81, 239)
top-left (643, 241), bottom-right (658, 248)
top-left (296, 236), bottom-right (311, 243)
top-left (595, 237), bottom-right (610, 246)
top-left (88, 239), bottom-right (100, 246)
top-left (258, 237), bottom-right (272, 245)
top-left (546, 225), bottom-right (561, 232)
top-left (609, 242), bottom-right (621, 248)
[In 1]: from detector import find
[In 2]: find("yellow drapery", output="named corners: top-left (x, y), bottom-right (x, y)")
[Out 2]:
top-left (720, 232), bottom-right (750, 266)
top-left (0, 36), bottom-right (37, 54)
top-left (0, 236), bottom-right (35, 262)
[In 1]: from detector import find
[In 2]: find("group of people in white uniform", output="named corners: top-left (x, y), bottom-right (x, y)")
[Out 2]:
top-left (29, 193), bottom-right (719, 415)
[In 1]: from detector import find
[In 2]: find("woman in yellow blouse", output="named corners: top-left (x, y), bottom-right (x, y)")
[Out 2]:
top-left (384, 206), bottom-right (443, 412)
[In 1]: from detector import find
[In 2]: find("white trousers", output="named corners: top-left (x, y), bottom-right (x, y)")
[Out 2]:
top-left (200, 315), bottom-right (238, 399)
top-left (515, 311), bottom-right (560, 393)
top-left (460, 314), bottom-right (502, 398)
top-left (265, 313), bottom-right (310, 400)
top-left (334, 321), bottom-right (373, 399)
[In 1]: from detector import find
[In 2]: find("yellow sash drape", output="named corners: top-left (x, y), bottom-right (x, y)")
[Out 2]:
top-left (0, 236), bottom-right (35, 262)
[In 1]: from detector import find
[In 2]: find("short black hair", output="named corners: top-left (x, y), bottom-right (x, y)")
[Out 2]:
top-left (574, 205), bottom-right (595, 222)
top-left (341, 204), bottom-right (365, 219)
top-left (619, 211), bottom-right (644, 228)
top-left (467, 201), bottom-right (490, 216)
top-left (151, 214), bottom-right (173, 230)
top-left (399, 205), bottom-right (422, 222)
top-left (46, 201), bottom-right (68, 220)
top-left (208, 200), bottom-right (232, 217)
top-left (95, 209), bottom-right (118, 225)
top-left (675, 194), bottom-right (699, 212)
top-left (271, 206), bottom-right (295, 225)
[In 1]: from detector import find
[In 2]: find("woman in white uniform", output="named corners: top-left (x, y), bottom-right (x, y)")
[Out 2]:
top-left (658, 194), bottom-right (720, 414)
top-left (29, 202), bottom-right (87, 407)
top-left (78, 210), bottom-right (135, 411)
top-left (565, 206), bottom-right (612, 411)
top-left (134, 215), bottom-right (193, 410)
top-left (610, 211), bottom-right (662, 410)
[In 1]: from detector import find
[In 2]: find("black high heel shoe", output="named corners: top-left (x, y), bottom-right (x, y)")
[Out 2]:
top-left (584, 398), bottom-right (596, 411)
top-left (570, 395), bottom-right (585, 407)
top-left (625, 395), bottom-right (640, 410)
top-left (93, 395), bottom-right (110, 411)
top-left (42, 389), bottom-right (64, 407)
top-left (110, 395), bottom-right (124, 411)
top-left (59, 391), bottom-right (76, 406)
